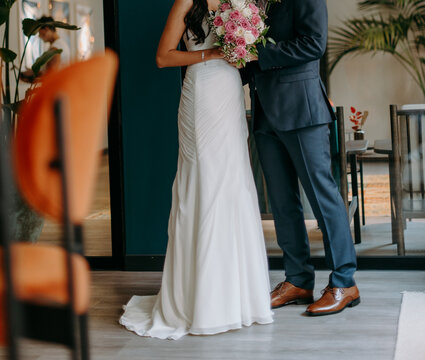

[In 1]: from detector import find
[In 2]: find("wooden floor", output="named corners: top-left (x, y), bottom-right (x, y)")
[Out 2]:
top-left (1, 270), bottom-right (424, 360)
top-left (38, 155), bottom-right (112, 257)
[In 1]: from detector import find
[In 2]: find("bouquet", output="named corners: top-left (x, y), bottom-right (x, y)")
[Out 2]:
top-left (209, 0), bottom-right (276, 67)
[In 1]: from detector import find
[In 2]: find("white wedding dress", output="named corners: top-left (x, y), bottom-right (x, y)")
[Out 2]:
top-left (119, 20), bottom-right (273, 340)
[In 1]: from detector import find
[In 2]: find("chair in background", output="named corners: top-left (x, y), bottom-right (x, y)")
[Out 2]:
top-left (378, 105), bottom-right (425, 256)
top-left (331, 107), bottom-right (368, 244)
top-left (0, 50), bottom-right (118, 359)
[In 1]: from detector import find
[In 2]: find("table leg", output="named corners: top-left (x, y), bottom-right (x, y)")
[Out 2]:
top-left (389, 154), bottom-right (398, 245)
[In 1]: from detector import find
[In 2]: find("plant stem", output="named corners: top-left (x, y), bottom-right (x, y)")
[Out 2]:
top-left (14, 37), bottom-right (32, 105)
top-left (3, 16), bottom-right (12, 131)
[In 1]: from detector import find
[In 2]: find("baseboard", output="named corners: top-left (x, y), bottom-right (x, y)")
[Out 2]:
top-left (87, 256), bottom-right (119, 270)
top-left (121, 255), bottom-right (425, 271)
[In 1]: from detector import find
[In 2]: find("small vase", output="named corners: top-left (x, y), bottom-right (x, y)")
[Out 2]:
top-left (354, 130), bottom-right (365, 140)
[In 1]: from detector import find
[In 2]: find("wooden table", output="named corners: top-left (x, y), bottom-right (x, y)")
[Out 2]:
top-left (346, 139), bottom-right (369, 244)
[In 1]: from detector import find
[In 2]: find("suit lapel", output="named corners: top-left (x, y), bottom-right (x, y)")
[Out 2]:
top-left (268, 0), bottom-right (289, 14)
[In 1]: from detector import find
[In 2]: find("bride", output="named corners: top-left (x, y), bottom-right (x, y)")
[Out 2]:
top-left (119, 0), bottom-right (273, 340)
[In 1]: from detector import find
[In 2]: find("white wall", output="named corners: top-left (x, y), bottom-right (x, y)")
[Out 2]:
top-left (327, 0), bottom-right (424, 144)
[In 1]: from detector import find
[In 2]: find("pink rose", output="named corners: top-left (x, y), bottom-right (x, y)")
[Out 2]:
top-left (224, 33), bottom-right (235, 44)
top-left (240, 18), bottom-right (251, 30)
top-left (229, 10), bottom-right (242, 22)
top-left (251, 15), bottom-right (261, 26)
top-left (235, 37), bottom-right (246, 47)
top-left (235, 46), bottom-right (247, 59)
top-left (248, 3), bottom-right (260, 14)
top-left (251, 28), bottom-right (260, 38)
top-left (225, 21), bottom-right (238, 34)
top-left (220, 2), bottom-right (231, 11)
top-left (213, 16), bottom-right (224, 27)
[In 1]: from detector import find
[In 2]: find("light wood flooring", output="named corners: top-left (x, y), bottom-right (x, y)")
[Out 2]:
top-left (38, 155), bottom-right (112, 257)
top-left (0, 270), bottom-right (424, 360)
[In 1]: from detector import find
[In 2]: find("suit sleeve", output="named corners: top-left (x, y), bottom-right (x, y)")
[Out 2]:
top-left (257, 0), bottom-right (328, 71)
top-left (239, 66), bottom-right (251, 86)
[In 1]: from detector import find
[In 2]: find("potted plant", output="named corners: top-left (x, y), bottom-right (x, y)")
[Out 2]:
top-left (328, 0), bottom-right (425, 99)
top-left (1, 0), bottom-right (78, 242)
top-left (349, 106), bottom-right (369, 140)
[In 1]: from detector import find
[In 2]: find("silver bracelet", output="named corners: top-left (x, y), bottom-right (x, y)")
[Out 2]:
top-left (201, 51), bottom-right (206, 65)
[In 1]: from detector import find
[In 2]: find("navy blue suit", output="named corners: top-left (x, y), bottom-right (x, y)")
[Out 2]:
top-left (250, 0), bottom-right (357, 289)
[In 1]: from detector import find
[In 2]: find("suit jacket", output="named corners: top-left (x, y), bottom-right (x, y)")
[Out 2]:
top-left (250, 0), bottom-right (336, 131)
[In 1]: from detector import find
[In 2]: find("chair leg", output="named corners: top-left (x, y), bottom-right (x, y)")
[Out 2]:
top-left (389, 155), bottom-right (398, 245)
top-left (79, 314), bottom-right (90, 360)
top-left (350, 154), bottom-right (361, 244)
top-left (390, 105), bottom-right (406, 256)
top-left (359, 158), bottom-right (366, 226)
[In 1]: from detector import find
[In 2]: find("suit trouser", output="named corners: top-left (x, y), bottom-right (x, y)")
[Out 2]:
top-left (254, 102), bottom-right (357, 289)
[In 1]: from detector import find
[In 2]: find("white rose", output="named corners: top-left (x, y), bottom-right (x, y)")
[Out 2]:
top-left (244, 31), bottom-right (256, 45)
top-left (258, 20), bottom-right (265, 31)
top-left (235, 27), bottom-right (244, 37)
top-left (221, 9), bottom-right (231, 21)
top-left (216, 26), bottom-right (225, 36)
top-left (242, 7), bottom-right (252, 18)
top-left (231, 0), bottom-right (245, 10)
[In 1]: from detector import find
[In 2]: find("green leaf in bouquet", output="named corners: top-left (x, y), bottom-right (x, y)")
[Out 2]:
top-left (0, 47), bottom-right (17, 62)
top-left (249, 46), bottom-right (258, 56)
top-left (32, 48), bottom-right (62, 76)
top-left (262, 38), bottom-right (267, 47)
top-left (262, 27), bottom-right (269, 36)
top-left (267, 37), bottom-right (276, 45)
top-left (23, 18), bottom-right (79, 37)
top-left (213, 42), bottom-right (222, 47)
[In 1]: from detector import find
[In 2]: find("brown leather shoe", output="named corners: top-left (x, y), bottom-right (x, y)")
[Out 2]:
top-left (271, 282), bottom-right (314, 309)
top-left (305, 285), bottom-right (360, 316)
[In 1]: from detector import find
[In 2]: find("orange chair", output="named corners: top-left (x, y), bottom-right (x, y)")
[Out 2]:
top-left (0, 50), bottom-right (118, 360)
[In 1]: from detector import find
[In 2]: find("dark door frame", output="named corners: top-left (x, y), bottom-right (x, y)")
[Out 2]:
top-left (85, 0), bottom-right (126, 270)
top-left (98, 0), bottom-right (425, 271)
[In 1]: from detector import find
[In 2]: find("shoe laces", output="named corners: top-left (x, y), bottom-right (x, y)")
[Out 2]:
top-left (273, 282), bottom-right (288, 294)
top-left (321, 286), bottom-right (345, 299)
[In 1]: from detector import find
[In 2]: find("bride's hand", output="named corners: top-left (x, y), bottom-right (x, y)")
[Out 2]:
top-left (207, 48), bottom-right (225, 60)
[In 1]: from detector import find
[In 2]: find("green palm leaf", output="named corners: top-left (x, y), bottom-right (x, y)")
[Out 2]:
top-left (329, 0), bottom-right (425, 97)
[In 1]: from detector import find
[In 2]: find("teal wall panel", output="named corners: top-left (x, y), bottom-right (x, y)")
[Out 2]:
top-left (118, 1), bottom-right (180, 254)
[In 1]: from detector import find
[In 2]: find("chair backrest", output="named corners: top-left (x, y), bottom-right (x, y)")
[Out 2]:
top-left (0, 50), bottom-right (118, 356)
top-left (391, 104), bottom-right (425, 217)
top-left (13, 50), bottom-right (118, 224)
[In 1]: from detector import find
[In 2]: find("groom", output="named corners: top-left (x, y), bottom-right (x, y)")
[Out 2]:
top-left (246, 0), bottom-right (360, 316)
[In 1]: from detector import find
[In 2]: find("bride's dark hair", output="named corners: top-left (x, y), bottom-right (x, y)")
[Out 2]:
top-left (184, 0), bottom-right (209, 44)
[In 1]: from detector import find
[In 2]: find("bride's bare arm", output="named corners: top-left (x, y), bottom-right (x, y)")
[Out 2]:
top-left (156, 0), bottom-right (223, 68)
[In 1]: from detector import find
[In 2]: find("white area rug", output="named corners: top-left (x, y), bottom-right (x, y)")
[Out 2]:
top-left (394, 292), bottom-right (425, 360)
